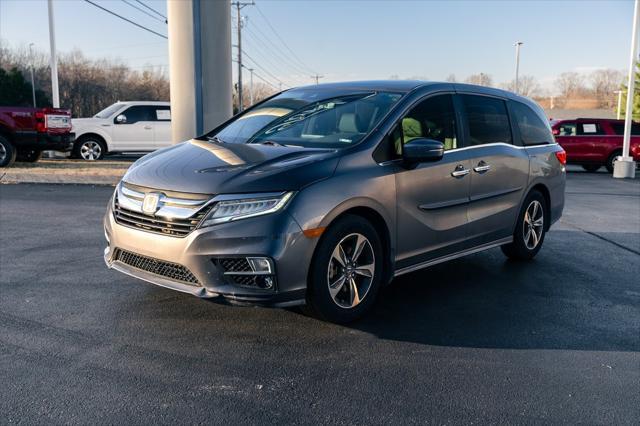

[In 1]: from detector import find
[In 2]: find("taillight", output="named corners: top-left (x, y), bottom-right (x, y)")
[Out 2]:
top-left (35, 111), bottom-right (46, 133)
top-left (552, 128), bottom-right (560, 136)
top-left (555, 149), bottom-right (567, 165)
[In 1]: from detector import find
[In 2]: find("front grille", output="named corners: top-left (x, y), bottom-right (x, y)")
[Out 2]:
top-left (113, 197), bottom-right (210, 237)
top-left (114, 248), bottom-right (200, 286)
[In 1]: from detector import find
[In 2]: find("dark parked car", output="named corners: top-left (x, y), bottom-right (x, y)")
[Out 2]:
top-left (104, 81), bottom-right (566, 323)
top-left (551, 118), bottom-right (640, 173)
top-left (0, 106), bottom-right (74, 167)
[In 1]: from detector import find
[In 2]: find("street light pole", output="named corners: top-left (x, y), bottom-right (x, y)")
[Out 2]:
top-left (615, 90), bottom-right (623, 120)
top-left (29, 43), bottom-right (36, 108)
top-left (514, 41), bottom-right (523, 95)
top-left (47, 0), bottom-right (60, 108)
top-left (614, 0), bottom-right (639, 179)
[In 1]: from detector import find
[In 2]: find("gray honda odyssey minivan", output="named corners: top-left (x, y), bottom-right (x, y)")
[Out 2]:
top-left (104, 81), bottom-right (566, 323)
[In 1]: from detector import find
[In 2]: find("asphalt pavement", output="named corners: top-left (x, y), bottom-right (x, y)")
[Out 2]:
top-left (0, 171), bottom-right (638, 424)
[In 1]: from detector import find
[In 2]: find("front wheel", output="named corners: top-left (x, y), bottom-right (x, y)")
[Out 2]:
top-left (501, 190), bottom-right (547, 260)
top-left (304, 215), bottom-right (384, 323)
top-left (73, 137), bottom-right (106, 161)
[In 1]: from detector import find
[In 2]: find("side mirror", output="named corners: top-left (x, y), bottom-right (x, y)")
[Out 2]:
top-left (402, 138), bottom-right (444, 164)
top-left (115, 114), bottom-right (127, 124)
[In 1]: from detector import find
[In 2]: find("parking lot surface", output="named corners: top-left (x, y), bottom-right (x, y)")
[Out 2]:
top-left (1, 171), bottom-right (639, 424)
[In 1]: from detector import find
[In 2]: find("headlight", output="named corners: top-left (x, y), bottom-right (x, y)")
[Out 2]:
top-left (200, 192), bottom-right (294, 227)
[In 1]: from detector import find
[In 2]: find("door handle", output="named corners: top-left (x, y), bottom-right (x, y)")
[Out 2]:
top-left (451, 164), bottom-right (470, 178)
top-left (144, 125), bottom-right (153, 130)
top-left (473, 161), bottom-right (491, 173)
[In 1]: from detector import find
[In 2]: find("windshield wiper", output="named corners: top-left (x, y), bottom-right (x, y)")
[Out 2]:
top-left (207, 135), bottom-right (227, 144)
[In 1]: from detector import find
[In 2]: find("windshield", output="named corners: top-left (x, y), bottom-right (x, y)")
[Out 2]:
top-left (213, 90), bottom-right (403, 148)
top-left (94, 103), bottom-right (124, 119)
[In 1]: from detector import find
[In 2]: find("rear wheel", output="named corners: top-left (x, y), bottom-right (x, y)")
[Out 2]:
top-left (73, 136), bottom-right (106, 161)
top-left (605, 150), bottom-right (622, 174)
top-left (501, 190), bottom-right (547, 260)
top-left (304, 215), bottom-right (383, 323)
top-left (16, 149), bottom-right (42, 163)
top-left (0, 135), bottom-right (16, 167)
top-left (582, 164), bottom-right (600, 173)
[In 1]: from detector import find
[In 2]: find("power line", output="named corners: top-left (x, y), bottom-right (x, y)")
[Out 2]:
top-left (83, 0), bottom-right (167, 39)
top-left (134, 0), bottom-right (167, 20)
top-left (244, 22), bottom-right (311, 77)
top-left (241, 49), bottom-right (290, 89)
top-left (122, 0), bottom-right (166, 24)
top-left (254, 3), bottom-right (318, 75)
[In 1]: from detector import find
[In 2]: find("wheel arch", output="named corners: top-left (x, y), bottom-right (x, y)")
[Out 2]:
top-left (527, 183), bottom-right (552, 231)
top-left (315, 203), bottom-right (394, 286)
top-left (75, 132), bottom-right (109, 153)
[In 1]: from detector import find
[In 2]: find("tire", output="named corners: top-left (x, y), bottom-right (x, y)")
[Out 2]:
top-left (0, 135), bottom-right (16, 167)
top-left (304, 215), bottom-right (384, 323)
top-left (16, 149), bottom-right (42, 163)
top-left (501, 190), bottom-right (547, 261)
top-left (582, 164), bottom-right (601, 173)
top-left (73, 136), bottom-right (106, 161)
top-left (605, 150), bottom-right (621, 174)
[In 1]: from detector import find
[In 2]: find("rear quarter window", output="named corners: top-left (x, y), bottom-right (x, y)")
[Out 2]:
top-left (611, 122), bottom-right (640, 135)
top-left (511, 101), bottom-right (552, 145)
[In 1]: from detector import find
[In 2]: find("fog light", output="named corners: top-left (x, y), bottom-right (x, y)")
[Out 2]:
top-left (247, 257), bottom-right (273, 274)
top-left (258, 276), bottom-right (274, 289)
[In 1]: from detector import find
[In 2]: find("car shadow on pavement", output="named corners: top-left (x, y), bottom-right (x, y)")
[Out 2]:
top-left (348, 231), bottom-right (640, 352)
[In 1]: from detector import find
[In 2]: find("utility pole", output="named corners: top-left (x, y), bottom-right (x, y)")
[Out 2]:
top-left (231, 1), bottom-right (254, 112)
top-left (47, 0), bottom-right (59, 108)
top-left (614, 0), bottom-right (639, 178)
top-left (29, 43), bottom-right (36, 108)
top-left (248, 68), bottom-right (254, 105)
top-left (311, 74), bottom-right (323, 84)
top-left (514, 41), bottom-right (523, 95)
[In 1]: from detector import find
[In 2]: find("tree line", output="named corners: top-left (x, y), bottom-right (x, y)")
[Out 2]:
top-left (0, 42), bottom-right (275, 117)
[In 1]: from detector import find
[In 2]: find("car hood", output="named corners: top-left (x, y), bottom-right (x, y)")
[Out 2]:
top-left (122, 139), bottom-right (340, 194)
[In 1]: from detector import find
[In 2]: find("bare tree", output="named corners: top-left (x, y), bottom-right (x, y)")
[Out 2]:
top-left (590, 69), bottom-right (624, 108)
top-left (501, 75), bottom-right (540, 97)
top-left (445, 73), bottom-right (457, 83)
top-left (555, 72), bottom-right (586, 99)
top-left (465, 73), bottom-right (493, 87)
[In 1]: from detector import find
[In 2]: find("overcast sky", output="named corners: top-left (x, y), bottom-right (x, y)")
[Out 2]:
top-left (0, 0), bottom-right (635, 91)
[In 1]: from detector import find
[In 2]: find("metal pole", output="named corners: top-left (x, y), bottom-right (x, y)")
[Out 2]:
top-left (47, 0), bottom-right (59, 108)
top-left (29, 43), bottom-right (36, 108)
top-left (236, 3), bottom-right (243, 112)
top-left (249, 68), bottom-right (254, 105)
top-left (615, 90), bottom-right (623, 120)
top-left (514, 41), bottom-right (523, 94)
top-left (614, 0), bottom-right (639, 178)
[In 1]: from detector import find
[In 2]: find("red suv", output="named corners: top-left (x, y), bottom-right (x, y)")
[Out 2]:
top-left (551, 118), bottom-right (640, 173)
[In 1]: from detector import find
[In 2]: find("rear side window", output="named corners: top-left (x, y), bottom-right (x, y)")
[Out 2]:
top-left (558, 122), bottom-right (577, 136)
top-left (460, 95), bottom-right (512, 146)
top-left (511, 101), bottom-right (551, 145)
top-left (611, 122), bottom-right (640, 135)
top-left (577, 122), bottom-right (605, 136)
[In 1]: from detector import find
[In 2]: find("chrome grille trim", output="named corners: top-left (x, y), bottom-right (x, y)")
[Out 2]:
top-left (113, 248), bottom-right (200, 286)
top-left (113, 183), bottom-right (213, 237)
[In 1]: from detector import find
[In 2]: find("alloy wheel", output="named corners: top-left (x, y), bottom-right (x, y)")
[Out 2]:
top-left (0, 143), bottom-right (6, 162)
top-left (326, 233), bottom-right (375, 309)
top-left (80, 141), bottom-right (102, 160)
top-left (523, 200), bottom-right (544, 250)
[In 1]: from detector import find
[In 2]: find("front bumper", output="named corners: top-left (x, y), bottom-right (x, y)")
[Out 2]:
top-left (12, 131), bottom-right (75, 152)
top-left (103, 205), bottom-right (317, 307)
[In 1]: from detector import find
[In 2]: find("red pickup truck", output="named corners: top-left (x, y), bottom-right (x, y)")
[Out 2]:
top-left (0, 106), bottom-right (75, 167)
top-left (551, 118), bottom-right (640, 173)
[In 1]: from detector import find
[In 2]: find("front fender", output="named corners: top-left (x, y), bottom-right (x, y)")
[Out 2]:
top-left (73, 127), bottom-right (112, 150)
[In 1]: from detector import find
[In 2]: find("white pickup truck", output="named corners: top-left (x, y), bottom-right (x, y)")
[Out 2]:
top-left (71, 101), bottom-right (171, 160)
